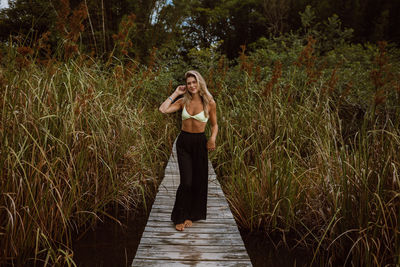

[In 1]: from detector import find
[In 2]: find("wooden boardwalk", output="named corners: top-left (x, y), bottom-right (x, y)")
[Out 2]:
top-left (132, 140), bottom-right (252, 266)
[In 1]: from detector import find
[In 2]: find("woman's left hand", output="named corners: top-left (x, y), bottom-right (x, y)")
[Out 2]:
top-left (207, 139), bottom-right (216, 151)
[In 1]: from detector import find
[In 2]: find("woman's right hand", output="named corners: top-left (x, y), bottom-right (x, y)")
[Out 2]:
top-left (174, 85), bottom-right (186, 96)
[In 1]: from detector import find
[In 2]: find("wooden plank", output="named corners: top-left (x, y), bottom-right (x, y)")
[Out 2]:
top-left (134, 251), bottom-right (250, 261)
top-left (143, 226), bottom-right (239, 234)
top-left (160, 181), bottom-right (220, 186)
top-left (164, 170), bottom-right (216, 176)
top-left (132, 260), bottom-right (251, 267)
top-left (161, 174), bottom-right (218, 178)
top-left (151, 203), bottom-right (230, 209)
top-left (156, 190), bottom-right (224, 195)
top-left (153, 195), bottom-right (227, 201)
top-left (147, 219), bottom-right (236, 225)
top-left (138, 237), bottom-right (245, 246)
top-left (155, 190), bottom-right (226, 197)
top-left (158, 185), bottom-right (223, 191)
top-left (158, 189), bottom-right (224, 195)
top-left (132, 139), bottom-right (251, 266)
top-left (147, 212), bottom-right (235, 221)
top-left (151, 202), bottom-right (230, 208)
top-left (136, 244), bottom-right (247, 253)
top-left (148, 207), bottom-right (233, 215)
top-left (140, 231), bottom-right (242, 239)
top-left (160, 176), bottom-right (219, 182)
top-left (147, 207), bottom-right (230, 216)
top-left (152, 199), bottom-right (228, 205)
top-left (153, 195), bottom-right (228, 202)
top-left (150, 213), bottom-right (233, 219)
top-left (161, 175), bottom-right (218, 180)
top-left (160, 182), bottom-right (220, 187)
top-left (152, 200), bottom-right (230, 206)
top-left (152, 202), bottom-right (231, 208)
top-left (144, 221), bottom-right (239, 228)
top-left (159, 184), bottom-right (220, 190)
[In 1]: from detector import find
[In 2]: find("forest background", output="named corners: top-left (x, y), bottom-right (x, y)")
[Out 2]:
top-left (1, 0), bottom-right (399, 62)
top-left (1, 0), bottom-right (400, 266)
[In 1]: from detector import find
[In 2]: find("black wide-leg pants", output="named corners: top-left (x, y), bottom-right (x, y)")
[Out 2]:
top-left (171, 130), bottom-right (208, 225)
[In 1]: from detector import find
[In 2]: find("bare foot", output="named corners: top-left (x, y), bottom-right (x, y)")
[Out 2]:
top-left (175, 223), bottom-right (185, 231)
top-left (184, 220), bottom-right (192, 228)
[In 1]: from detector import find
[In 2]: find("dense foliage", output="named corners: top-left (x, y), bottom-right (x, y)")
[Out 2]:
top-left (0, 52), bottom-right (180, 266)
top-left (208, 37), bottom-right (400, 266)
top-left (1, 0), bottom-right (399, 61)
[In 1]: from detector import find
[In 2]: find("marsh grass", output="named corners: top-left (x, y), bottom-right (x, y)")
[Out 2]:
top-left (208, 39), bottom-right (400, 266)
top-left (0, 52), bottom-right (178, 265)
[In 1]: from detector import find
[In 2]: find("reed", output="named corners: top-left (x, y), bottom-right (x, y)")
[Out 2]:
top-left (0, 51), bottom-right (178, 265)
top-left (209, 38), bottom-right (400, 265)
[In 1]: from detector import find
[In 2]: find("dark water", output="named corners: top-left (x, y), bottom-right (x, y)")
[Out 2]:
top-left (72, 204), bottom-right (151, 267)
top-left (239, 229), bottom-right (313, 267)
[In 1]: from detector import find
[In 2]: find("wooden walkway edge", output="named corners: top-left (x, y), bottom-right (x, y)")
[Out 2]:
top-left (132, 140), bottom-right (252, 266)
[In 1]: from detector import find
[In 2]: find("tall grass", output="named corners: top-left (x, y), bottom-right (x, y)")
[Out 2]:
top-left (0, 52), bottom-right (178, 265)
top-left (207, 39), bottom-right (400, 265)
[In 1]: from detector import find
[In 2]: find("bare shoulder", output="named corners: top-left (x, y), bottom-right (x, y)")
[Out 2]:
top-left (208, 99), bottom-right (217, 110)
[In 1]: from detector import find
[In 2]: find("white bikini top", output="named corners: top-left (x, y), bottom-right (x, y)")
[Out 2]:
top-left (182, 105), bottom-right (208, 123)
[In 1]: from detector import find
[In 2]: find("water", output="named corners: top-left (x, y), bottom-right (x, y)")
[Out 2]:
top-left (240, 229), bottom-right (313, 267)
top-left (73, 205), bottom-right (150, 267)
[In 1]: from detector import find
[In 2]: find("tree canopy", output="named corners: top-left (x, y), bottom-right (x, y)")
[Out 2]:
top-left (1, 0), bottom-right (399, 62)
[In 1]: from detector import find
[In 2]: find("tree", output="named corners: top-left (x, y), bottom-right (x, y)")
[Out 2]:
top-left (0, 0), bottom-right (56, 45)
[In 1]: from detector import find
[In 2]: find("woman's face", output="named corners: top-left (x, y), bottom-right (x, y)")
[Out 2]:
top-left (186, 76), bottom-right (199, 95)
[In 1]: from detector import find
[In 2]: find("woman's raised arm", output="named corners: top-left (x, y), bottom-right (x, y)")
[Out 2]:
top-left (159, 85), bottom-right (186, 114)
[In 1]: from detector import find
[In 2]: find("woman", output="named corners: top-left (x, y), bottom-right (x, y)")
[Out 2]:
top-left (159, 70), bottom-right (218, 231)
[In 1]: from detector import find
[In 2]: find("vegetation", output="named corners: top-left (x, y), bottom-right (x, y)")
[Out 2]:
top-left (0, 44), bottom-right (180, 266)
top-left (209, 38), bottom-right (400, 265)
top-left (1, 0), bottom-right (399, 61)
top-left (1, 0), bottom-right (400, 266)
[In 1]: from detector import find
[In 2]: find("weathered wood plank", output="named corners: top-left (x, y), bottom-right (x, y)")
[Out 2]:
top-left (159, 184), bottom-right (221, 190)
top-left (147, 212), bottom-right (235, 220)
top-left (138, 237), bottom-right (245, 246)
top-left (154, 193), bottom-right (223, 198)
top-left (144, 221), bottom-right (239, 228)
top-left (152, 202), bottom-right (231, 208)
top-left (132, 260), bottom-right (251, 267)
top-left (140, 231), bottom-right (242, 239)
top-left (151, 203), bottom-right (230, 209)
top-left (135, 251), bottom-right (250, 260)
top-left (136, 244), bottom-right (247, 253)
top-left (164, 171), bottom-right (217, 176)
top-left (143, 226), bottom-right (239, 234)
top-left (158, 185), bottom-right (223, 191)
top-left (146, 217), bottom-right (236, 224)
top-left (161, 174), bottom-right (218, 179)
top-left (149, 207), bottom-right (232, 215)
top-left (153, 202), bottom-right (229, 208)
top-left (153, 195), bottom-right (227, 202)
top-left (153, 195), bottom-right (228, 202)
top-left (155, 191), bottom-right (226, 198)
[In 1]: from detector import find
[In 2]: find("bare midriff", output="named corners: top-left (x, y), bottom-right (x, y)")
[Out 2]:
top-left (182, 119), bottom-right (207, 133)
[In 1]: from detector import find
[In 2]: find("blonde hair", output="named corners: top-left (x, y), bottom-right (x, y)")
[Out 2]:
top-left (183, 70), bottom-right (213, 118)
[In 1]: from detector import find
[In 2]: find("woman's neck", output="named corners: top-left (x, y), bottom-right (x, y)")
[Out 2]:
top-left (191, 93), bottom-right (202, 102)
